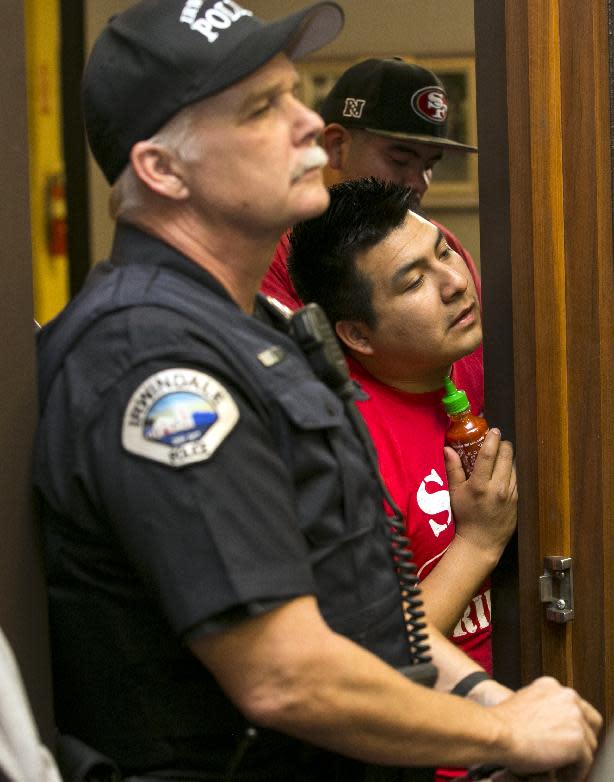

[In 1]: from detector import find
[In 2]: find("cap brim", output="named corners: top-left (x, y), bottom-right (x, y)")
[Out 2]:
top-left (232, 3), bottom-right (344, 79)
top-left (284, 2), bottom-right (345, 60)
top-left (365, 127), bottom-right (478, 153)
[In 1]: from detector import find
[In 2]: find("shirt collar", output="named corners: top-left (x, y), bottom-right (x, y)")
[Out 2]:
top-left (110, 221), bottom-right (238, 305)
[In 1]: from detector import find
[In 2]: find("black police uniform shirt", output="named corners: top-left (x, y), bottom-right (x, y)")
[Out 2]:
top-left (34, 223), bottom-right (412, 780)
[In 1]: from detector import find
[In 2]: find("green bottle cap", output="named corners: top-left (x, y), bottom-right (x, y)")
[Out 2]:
top-left (442, 375), bottom-right (470, 415)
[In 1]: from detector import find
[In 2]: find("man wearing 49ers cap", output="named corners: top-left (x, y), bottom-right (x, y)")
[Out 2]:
top-left (261, 57), bottom-right (481, 310)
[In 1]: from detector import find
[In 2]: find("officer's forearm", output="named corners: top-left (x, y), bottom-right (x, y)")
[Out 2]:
top-left (190, 596), bottom-right (529, 770)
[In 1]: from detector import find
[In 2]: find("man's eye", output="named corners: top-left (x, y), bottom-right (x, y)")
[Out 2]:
top-left (405, 275), bottom-right (423, 291)
top-left (251, 102), bottom-right (271, 118)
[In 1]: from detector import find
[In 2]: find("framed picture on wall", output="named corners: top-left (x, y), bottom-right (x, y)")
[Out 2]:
top-left (417, 57), bottom-right (478, 209)
top-left (295, 56), bottom-right (478, 208)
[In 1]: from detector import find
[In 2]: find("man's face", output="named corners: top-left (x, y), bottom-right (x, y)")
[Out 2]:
top-left (179, 54), bottom-right (329, 237)
top-left (353, 211), bottom-right (482, 389)
top-left (336, 130), bottom-right (444, 205)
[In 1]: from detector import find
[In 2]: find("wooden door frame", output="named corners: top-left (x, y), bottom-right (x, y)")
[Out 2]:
top-left (473, 0), bottom-right (520, 692)
top-left (475, 0), bottom-right (614, 725)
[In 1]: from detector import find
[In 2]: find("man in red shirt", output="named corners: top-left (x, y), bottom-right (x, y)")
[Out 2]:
top-left (287, 177), bottom-right (514, 782)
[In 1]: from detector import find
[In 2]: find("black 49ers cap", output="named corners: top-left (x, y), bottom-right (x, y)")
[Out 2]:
top-left (83, 0), bottom-right (344, 184)
top-left (320, 57), bottom-right (477, 153)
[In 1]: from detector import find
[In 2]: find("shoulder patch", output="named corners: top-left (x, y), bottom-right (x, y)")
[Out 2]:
top-left (122, 368), bottom-right (239, 468)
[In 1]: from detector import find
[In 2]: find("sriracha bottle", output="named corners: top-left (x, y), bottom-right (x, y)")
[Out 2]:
top-left (442, 375), bottom-right (489, 478)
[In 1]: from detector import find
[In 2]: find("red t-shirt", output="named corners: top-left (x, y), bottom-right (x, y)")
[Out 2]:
top-left (347, 355), bottom-right (491, 671)
top-left (348, 354), bottom-right (489, 782)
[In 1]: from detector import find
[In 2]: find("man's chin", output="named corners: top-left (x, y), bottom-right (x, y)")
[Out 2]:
top-left (451, 333), bottom-right (483, 363)
top-left (290, 186), bottom-right (330, 225)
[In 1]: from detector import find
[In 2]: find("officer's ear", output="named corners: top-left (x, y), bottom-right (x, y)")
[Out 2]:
top-left (335, 320), bottom-right (374, 356)
top-left (130, 141), bottom-right (189, 200)
top-left (322, 123), bottom-right (352, 171)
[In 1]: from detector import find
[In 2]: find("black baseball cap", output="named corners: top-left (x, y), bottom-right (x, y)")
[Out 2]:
top-left (83, 0), bottom-right (345, 184)
top-left (320, 57), bottom-right (477, 153)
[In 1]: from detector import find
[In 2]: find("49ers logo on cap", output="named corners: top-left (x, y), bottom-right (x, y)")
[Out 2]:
top-left (411, 86), bottom-right (448, 124)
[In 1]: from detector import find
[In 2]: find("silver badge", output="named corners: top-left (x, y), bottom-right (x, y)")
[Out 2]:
top-left (122, 368), bottom-right (239, 468)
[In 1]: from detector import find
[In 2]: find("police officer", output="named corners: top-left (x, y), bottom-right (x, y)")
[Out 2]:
top-left (34, 2), bottom-right (601, 781)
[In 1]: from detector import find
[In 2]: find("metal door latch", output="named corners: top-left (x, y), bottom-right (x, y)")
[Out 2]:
top-left (539, 556), bottom-right (574, 623)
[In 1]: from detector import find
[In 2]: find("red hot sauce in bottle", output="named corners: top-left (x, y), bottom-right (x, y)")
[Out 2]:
top-left (442, 375), bottom-right (489, 478)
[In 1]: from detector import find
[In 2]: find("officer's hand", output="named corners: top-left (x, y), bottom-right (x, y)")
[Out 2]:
top-left (444, 428), bottom-right (517, 562)
top-left (491, 677), bottom-right (602, 781)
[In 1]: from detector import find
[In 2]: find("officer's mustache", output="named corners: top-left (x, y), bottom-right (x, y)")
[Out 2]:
top-left (291, 146), bottom-right (328, 182)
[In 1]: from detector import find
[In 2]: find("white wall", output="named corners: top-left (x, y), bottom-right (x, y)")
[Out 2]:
top-left (85, 1), bottom-right (479, 266)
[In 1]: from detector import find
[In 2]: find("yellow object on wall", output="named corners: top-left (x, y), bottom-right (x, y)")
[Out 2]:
top-left (25, 0), bottom-right (69, 325)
